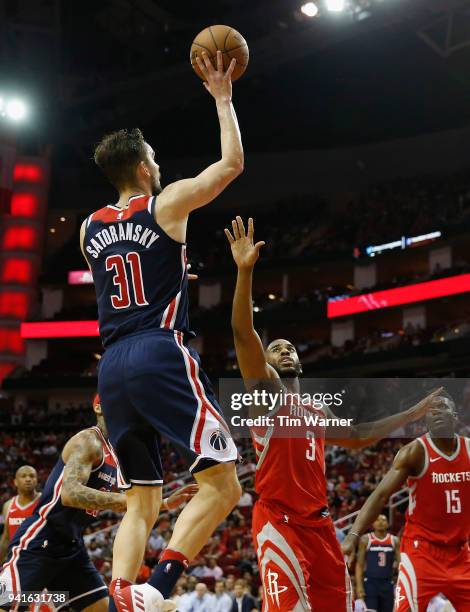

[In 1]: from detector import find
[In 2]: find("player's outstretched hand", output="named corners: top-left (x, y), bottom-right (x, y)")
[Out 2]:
top-left (405, 386), bottom-right (445, 422)
top-left (195, 50), bottom-right (236, 101)
top-left (225, 217), bottom-right (265, 269)
top-left (165, 483), bottom-right (199, 511)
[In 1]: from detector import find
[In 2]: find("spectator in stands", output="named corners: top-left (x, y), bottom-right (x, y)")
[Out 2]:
top-left (190, 559), bottom-right (210, 578)
top-left (206, 557), bottom-right (223, 579)
top-left (237, 490), bottom-right (253, 508)
top-left (225, 575), bottom-right (236, 597)
top-left (101, 560), bottom-right (112, 584)
top-left (213, 579), bottom-right (233, 612)
top-left (148, 526), bottom-right (165, 552)
top-left (183, 582), bottom-right (215, 612)
top-left (231, 579), bottom-right (257, 612)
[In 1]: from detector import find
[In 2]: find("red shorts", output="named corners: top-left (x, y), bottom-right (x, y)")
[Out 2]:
top-left (252, 500), bottom-right (353, 611)
top-left (395, 538), bottom-right (470, 611)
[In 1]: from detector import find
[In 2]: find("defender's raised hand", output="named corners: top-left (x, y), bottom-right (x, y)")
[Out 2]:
top-left (195, 50), bottom-right (236, 100)
top-left (225, 217), bottom-right (265, 269)
top-left (405, 387), bottom-right (445, 422)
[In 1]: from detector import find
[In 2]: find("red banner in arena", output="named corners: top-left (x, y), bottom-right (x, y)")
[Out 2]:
top-left (327, 274), bottom-right (470, 318)
top-left (21, 320), bottom-right (100, 338)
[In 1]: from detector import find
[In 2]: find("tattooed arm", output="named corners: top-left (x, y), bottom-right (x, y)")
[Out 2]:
top-left (61, 430), bottom-right (126, 512)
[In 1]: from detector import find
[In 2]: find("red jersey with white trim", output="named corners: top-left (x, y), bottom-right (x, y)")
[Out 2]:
top-left (6, 495), bottom-right (40, 540)
top-left (84, 194), bottom-right (193, 347)
top-left (251, 399), bottom-right (328, 525)
top-left (404, 433), bottom-right (470, 546)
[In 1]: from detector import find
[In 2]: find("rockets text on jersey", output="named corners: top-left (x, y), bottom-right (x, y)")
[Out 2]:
top-left (84, 194), bottom-right (193, 347)
top-left (404, 433), bottom-right (470, 546)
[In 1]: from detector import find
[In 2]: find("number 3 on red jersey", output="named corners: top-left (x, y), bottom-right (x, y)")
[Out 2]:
top-left (105, 252), bottom-right (148, 309)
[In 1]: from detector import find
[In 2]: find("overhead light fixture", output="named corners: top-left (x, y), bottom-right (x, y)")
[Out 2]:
top-left (301, 2), bottom-right (319, 17)
top-left (326, 0), bottom-right (345, 12)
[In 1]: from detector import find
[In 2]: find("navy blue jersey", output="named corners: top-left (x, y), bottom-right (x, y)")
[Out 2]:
top-left (84, 194), bottom-right (192, 347)
top-left (8, 427), bottom-right (119, 549)
top-left (365, 533), bottom-right (396, 580)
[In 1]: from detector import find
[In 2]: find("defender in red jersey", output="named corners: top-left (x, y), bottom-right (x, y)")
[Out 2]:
top-left (0, 466), bottom-right (40, 563)
top-left (225, 217), bottom-right (440, 612)
top-left (342, 395), bottom-right (470, 611)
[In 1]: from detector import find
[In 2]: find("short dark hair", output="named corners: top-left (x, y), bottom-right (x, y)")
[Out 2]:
top-left (94, 128), bottom-right (147, 188)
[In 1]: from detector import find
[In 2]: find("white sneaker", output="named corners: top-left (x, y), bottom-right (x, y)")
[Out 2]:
top-left (114, 583), bottom-right (171, 612)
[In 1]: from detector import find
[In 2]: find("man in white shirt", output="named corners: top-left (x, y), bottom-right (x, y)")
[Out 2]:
top-left (185, 582), bottom-right (215, 612)
top-left (213, 580), bottom-right (233, 612)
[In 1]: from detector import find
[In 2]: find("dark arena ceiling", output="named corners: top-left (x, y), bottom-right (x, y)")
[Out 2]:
top-left (3, 0), bottom-right (470, 198)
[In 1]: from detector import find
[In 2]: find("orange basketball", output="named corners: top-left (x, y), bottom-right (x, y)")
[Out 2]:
top-left (190, 25), bottom-right (249, 82)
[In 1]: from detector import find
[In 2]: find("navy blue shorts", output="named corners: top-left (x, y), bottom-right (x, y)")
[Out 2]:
top-left (365, 577), bottom-right (395, 612)
top-left (98, 329), bottom-right (237, 488)
top-left (0, 539), bottom-right (107, 611)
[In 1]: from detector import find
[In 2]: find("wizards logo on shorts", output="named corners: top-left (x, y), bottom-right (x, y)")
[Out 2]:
top-left (209, 430), bottom-right (228, 452)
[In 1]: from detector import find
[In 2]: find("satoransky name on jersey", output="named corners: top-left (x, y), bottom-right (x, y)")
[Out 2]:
top-left (86, 222), bottom-right (159, 259)
top-left (431, 471), bottom-right (470, 483)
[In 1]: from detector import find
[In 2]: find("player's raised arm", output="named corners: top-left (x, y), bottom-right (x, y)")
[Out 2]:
top-left (225, 217), bottom-right (276, 384)
top-left (157, 51), bottom-right (243, 223)
top-left (341, 441), bottom-right (422, 558)
top-left (324, 387), bottom-right (443, 449)
top-left (0, 499), bottom-right (12, 562)
top-left (61, 430), bottom-right (126, 513)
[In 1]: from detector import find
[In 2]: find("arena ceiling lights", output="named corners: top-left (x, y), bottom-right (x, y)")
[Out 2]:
top-left (0, 95), bottom-right (28, 122)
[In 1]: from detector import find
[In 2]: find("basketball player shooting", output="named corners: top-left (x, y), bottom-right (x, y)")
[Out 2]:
top-left (342, 394), bottom-right (470, 611)
top-left (225, 216), bottom-right (442, 611)
top-left (80, 51), bottom-right (243, 612)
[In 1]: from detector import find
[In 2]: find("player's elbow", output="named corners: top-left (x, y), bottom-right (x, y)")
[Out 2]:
top-left (224, 156), bottom-right (244, 179)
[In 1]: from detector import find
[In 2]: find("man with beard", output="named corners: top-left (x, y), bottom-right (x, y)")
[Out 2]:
top-left (342, 394), bottom-right (470, 611)
top-left (225, 216), bottom-right (440, 611)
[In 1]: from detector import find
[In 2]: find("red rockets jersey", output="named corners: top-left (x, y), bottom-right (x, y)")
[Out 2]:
top-left (7, 494), bottom-right (40, 540)
top-left (251, 399), bottom-right (329, 525)
top-left (404, 433), bottom-right (470, 546)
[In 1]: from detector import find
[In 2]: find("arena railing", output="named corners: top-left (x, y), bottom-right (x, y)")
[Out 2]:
top-left (334, 487), bottom-right (408, 536)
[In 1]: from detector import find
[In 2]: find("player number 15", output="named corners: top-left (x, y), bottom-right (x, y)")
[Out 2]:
top-left (445, 489), bottom-right (461, 514)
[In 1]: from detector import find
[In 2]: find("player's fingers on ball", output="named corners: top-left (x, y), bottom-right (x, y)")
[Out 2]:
top-left (224, 228), bottom-right (234, 243)
top-left (195, 54), bottom-right (208, 75)
top-left (236, 216), bottom-right (246, 237)
top-left (232, 219), bottom-right (240, 240)
top-left (216, 49), bottom-right (223, 71)
top-left (226, 58), bottom-right (237, 78)
top-left (202, 52), bottom-right (214, 71)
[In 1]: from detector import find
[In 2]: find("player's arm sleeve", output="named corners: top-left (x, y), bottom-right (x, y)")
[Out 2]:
top-left (157, 100), bottom-right (243, 218)
top-left (346, 443), bottom-right (419, 537)
top-left (0, 499), bottom-right (12, 562)
top-left (355, 536), bottom-right (368, 598)
top-left (61, 431), bottom-right (126, 512)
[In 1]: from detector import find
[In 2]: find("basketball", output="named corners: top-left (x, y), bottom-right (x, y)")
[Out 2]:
top-left (190, 25), bottom-right (249, 82)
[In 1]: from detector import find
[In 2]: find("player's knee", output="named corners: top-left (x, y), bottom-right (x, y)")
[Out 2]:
top-left (221, 471), bottom-right (242, 509)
